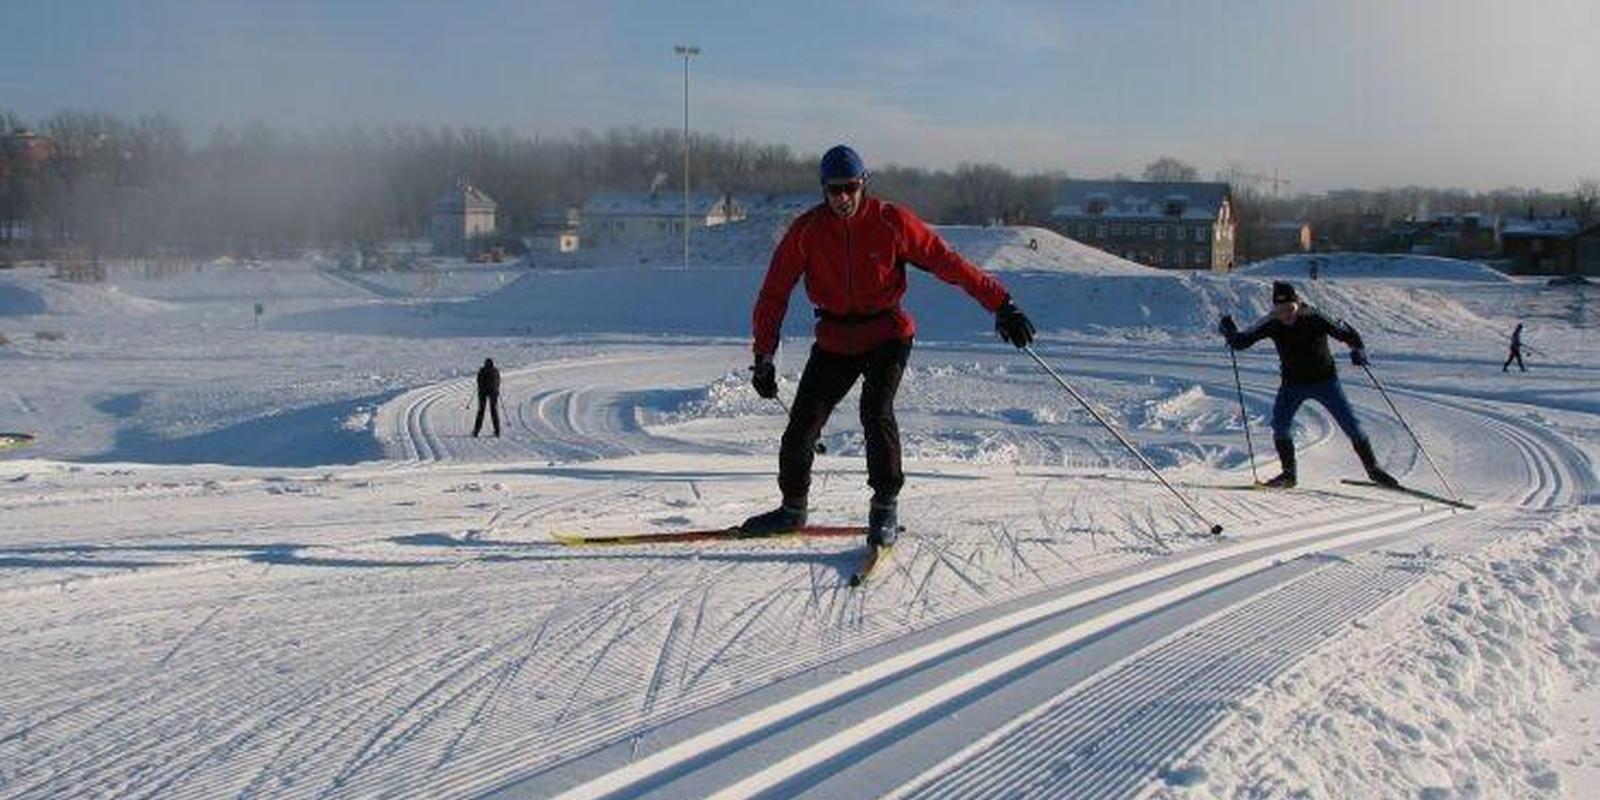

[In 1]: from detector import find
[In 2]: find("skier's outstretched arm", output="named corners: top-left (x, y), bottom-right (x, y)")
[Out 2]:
top-left (1319, 312), bottom-right (1369, 364)
top-left (1219, 314), bottom-right (1270, 350)
top-left (887, 203), bottom-right (1034, 348)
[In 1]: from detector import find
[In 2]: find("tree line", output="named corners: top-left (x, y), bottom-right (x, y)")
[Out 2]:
top-left (1, 109), bottom-right (1593, 261)
top-left (0, 110), bottom-right (1066, 259)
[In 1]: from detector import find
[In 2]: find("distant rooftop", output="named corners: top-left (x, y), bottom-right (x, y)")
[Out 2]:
top-left (1051, 180), bottom-right (1231, 222)
top-left (1500, 216), bottom-right (1582, 238)
top-left (584, 191), bottom-right (742, 217)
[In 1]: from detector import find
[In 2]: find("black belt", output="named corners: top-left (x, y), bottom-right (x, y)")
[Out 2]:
top-left (814, 307), bottom-right (897, 324)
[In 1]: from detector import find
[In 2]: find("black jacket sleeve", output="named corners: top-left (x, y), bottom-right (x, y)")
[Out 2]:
top-left (1228, 315), bottom-right (1275, 350)
top-left (1315, 311), bottom-right (1365, 350)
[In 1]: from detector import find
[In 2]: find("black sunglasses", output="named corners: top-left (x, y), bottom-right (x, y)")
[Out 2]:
top-left (824, 181), bottom-right (863, 196)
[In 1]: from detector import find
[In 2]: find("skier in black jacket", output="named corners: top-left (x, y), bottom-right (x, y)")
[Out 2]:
top-left (1219, 281), bottom-right (1396, 488)
top-left (473, 358), bottom-right (501, 438)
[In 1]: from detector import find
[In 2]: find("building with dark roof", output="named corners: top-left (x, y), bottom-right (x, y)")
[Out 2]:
top-left (1498, 215), bottom-right (1583, 275)
top-left (1048, 180), bottom-right (1235, 270)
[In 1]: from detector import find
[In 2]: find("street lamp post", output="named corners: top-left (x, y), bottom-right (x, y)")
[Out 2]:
top-left (674, 44), bottom-right (699, 270)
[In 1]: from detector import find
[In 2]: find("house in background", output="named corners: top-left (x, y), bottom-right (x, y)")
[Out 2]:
top-left (1254, 221), bottom-right (1314, 260)
top-left (736, 191), bottom-right (817, 227)
top-left (429, 178), bottom-right (497, 257)
top-left (527, 206), bottom-right (581, 255)
top-left (1048, 180), bottom-right (1235, 270)
top-left (1575, 222), bottom-right (1600, 276)
top-left (581, 191), bottom-right (745, 248)
top-left (1385, 212), bottom-right (1498, 258)
top-left (1498, 214), bottom-right (1583, 274)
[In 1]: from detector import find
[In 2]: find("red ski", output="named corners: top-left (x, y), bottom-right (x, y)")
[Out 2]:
top-left (553, 525), bottom-right (866, 547)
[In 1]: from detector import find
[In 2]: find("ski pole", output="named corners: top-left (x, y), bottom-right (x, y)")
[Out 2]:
top-left (1226, 346), bottom-right (1261, 485)
top-left (1360, 363), bottom-right (1462, 504)
top-left (1023, 345), bottom-right (1223, 536)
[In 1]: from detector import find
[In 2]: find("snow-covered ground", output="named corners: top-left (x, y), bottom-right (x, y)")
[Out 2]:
top-left (1, 225), bottom-right (1596, 799)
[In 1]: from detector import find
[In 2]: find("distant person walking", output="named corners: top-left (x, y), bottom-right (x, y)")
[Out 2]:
top-left (1503, 323), bottom-right (1527, 372)
top-left (743, 144), bottom-right (1035, 546)
top-left (1219, 281), bottom-right (1397, 489)
top-left (473, 358), bottom-right (501, 437)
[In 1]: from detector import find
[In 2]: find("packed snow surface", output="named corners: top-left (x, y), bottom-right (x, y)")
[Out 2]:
top-left (1, 228), bottom-right (1596, 799)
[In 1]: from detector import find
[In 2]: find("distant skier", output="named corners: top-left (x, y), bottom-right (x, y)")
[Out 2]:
top-left (744, 144), bottom-right (1036, 545)
top-left (1219, 281), bottom-right (1397, 488)
top-left (473, 358), bottom-right (501, 438)
top-left (1503, 323), bottom-right (1527, 372)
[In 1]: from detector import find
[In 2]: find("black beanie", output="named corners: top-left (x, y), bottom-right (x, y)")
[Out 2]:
top-left (1272, 281), bottom-right (1297, 304)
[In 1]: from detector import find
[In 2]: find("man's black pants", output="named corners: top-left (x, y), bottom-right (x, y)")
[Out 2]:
top-left (779, 338), bottom-right (912, 507)
top-left (474, 392), bottom-right (500, 436)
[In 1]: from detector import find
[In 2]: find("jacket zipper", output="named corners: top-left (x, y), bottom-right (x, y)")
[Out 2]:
top-left (843, 212), bottom-right (855, 314)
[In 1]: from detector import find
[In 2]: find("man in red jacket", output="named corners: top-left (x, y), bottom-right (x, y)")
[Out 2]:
top-left (743, 144), bottom-right (1036, 544)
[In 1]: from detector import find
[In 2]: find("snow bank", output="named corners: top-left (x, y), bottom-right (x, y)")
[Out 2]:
top-left (562, 221), bottom-right (1151, 277)
top-left (0, 270), bottom-right (168, 316)
top-left (1239, 253), bottom-right (1512, 283)
top-left (1151, 509), bottom-right (1600, 799)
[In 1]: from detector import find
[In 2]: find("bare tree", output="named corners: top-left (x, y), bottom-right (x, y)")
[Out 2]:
top-left (1576, 177), bottom-right (1599, 224)
top-left (1142, 156), bottom-right (1199, 182)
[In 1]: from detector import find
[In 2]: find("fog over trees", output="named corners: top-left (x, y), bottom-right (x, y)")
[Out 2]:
top-left (1, 109), bottom-right (1592, 260)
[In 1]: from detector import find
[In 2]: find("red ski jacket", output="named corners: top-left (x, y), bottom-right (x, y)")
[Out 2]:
top-left (752, 195), bottom-right (1011, 356)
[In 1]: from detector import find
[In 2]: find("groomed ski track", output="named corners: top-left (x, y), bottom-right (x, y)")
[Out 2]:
top-left (392, 344), bottom-right (1589, 799)
top-left (1, 342), bottom-right (1591, 799)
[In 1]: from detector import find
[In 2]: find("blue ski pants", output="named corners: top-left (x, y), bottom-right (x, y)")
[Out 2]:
top-left (1272, 378), bottom-right (1367, 444)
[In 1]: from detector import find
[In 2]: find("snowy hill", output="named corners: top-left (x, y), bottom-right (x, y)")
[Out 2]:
top-left (556, 219), bottom-right (1153, 276)
top-left (0, 270), bottom-right (170, 317)
top-left (1238, 252), bottom-right (1512, 283)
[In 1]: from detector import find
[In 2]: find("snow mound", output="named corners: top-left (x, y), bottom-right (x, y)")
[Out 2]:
top-left (1136, 385), bottom-right (1240, 434)
top-left (926, 226), bottom-right (1154, 276)
top-left (0, 271), bottom-right (170, 317)
top-left (1238, 253), bottom-right (1511, 283)
top-left (557, 219), bottom-right (1150, 277)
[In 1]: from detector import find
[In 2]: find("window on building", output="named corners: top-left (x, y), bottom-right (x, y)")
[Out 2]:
top-left (1096, 225), bottom-right (1107, 238)
top-left (1139, 226), bottom-right (1151, 237)
top-left (1077, 224), bottom-right (1089, 238)
top-left (1155, 226), bottom-right (1166, 240)
top-left (1087, 198), bottom-right (1108, 216)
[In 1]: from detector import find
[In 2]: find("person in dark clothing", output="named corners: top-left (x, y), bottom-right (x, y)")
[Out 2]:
top-left (745, 144), bottom-right (1036, 545)
top-left (473, 358), bottom-right (501, 438)
top-left (1219, 281), bottom-right (1396, 489)
top-left (1503, 323), bottom-right (1527, 372)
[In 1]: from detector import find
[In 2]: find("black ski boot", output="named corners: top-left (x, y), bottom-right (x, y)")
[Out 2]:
top-left (739, 503), bottom-right (806, 535)
top-left (1353, 439), bottom-right (1399, 488)
top-left (1263, 437), bottom-right (1297, 488)
top-left (867, 498), bottom-right (900, 547)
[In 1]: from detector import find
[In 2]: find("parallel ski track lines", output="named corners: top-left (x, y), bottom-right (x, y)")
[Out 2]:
top-left (540, 503), bottom-right (1445, 800)
top-left (895, 511), bottom-right (1519, 800)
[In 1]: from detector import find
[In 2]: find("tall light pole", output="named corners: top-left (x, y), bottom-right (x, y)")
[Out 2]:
top-left (674, 44), bottom-right (699, 270)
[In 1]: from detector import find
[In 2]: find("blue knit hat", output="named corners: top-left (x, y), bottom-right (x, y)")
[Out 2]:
top-left (819, 145), bottom-right (866, 184)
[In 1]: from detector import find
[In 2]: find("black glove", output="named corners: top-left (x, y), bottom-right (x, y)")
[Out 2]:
top-left (1349, 348), bottom-right (1369, 367)
top-left (995, 300), bottom-right (1035, 348)
top-left (1218, 314), bottom-right (1238, 338)
top-left (751, 354), bottom-right (778, 399)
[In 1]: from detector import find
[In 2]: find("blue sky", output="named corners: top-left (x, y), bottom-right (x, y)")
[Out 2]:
top-left (4, 0), bottom-right (1596, 192)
